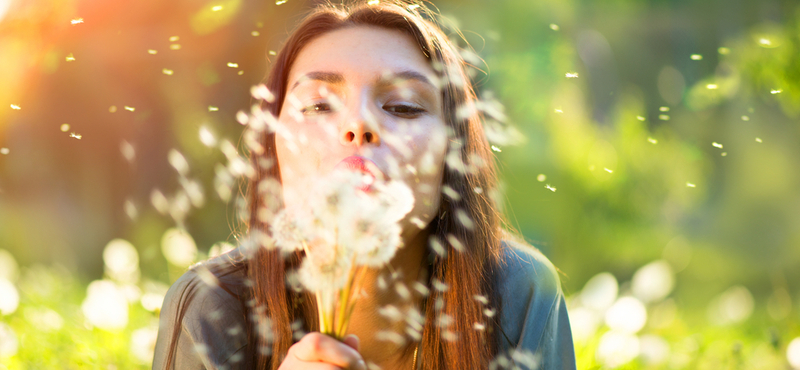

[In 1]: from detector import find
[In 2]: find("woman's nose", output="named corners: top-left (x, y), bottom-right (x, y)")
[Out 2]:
top-left (339, 106), bottom-right (381, 147)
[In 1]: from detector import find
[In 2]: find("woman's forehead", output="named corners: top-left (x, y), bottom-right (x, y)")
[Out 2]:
top-left (286, 25), bottom-right (436, 88)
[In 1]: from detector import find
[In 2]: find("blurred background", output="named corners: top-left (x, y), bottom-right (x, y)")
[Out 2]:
top-left (1, 0), bottom-right (799, 368)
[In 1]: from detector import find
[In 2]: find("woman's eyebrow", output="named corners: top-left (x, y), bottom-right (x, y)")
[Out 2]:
top-left (290, 71), bottom-right (345, 91)
top-left (379, 70), bottom-right (435, 88)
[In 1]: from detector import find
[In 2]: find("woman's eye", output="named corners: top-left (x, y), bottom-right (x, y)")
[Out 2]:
top-left (301, 103), bottom-right (331, 115)
top-left (384, 104), bottom-right (425, 117)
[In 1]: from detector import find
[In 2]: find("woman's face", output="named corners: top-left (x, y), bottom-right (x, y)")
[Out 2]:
top-left (275, 25), bottom-right (448, 239)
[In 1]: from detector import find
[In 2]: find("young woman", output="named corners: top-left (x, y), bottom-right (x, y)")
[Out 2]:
top-left (152, 1), bottom-right (576, 369)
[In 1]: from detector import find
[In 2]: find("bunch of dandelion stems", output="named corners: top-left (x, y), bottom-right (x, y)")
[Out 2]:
top-left (301, 240), bottom-right (369, 340)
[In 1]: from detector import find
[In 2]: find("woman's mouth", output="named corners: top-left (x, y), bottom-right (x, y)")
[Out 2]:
top-left (334, 156), bottom-right (386, 192)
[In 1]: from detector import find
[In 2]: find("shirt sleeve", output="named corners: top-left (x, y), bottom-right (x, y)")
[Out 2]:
top-left (152, 268), bottom-right (251, 370)
top-left (497, 242), bottom-right (577, 370)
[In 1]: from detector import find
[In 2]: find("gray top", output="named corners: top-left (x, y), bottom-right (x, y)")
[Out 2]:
top-left (152, 241), bottom-right (576, 369)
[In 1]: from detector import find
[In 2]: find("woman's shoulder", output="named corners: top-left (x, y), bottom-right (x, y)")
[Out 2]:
top-left (153, 248), bottom-right (252, 369)
top-left (497, 238), bottom-right (563, 300)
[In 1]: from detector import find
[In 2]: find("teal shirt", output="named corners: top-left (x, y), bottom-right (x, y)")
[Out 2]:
top-left (152, 241), bottom-right (576, 369)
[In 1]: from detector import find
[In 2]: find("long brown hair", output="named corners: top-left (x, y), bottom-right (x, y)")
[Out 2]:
top-left (166, 1), bottom-right (510, 369)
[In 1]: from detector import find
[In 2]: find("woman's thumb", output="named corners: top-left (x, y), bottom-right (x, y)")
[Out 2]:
top-left (342, 334), bottom-right (360, 352)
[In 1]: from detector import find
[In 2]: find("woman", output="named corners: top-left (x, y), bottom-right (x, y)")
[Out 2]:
top-left (153, 1), bottom-right (576, 369)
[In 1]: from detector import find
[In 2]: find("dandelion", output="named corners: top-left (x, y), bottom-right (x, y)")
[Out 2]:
top-left (82, 280), bottom-right (129, 330)
top-left (706, 83), bottom-right (718, 89)
top-left (565, 72), bottom-right (579, 78)
top-left (491, 145), bottom-right (502, 152)
top-left (639, 335), bottom-right (670, 366)
top-left (686, 182), bottom-right (696, 187)
top-left (69, 132), bottom-right (82, 139)
top-left (10, 104), bottom-right (20, 110)
top-left (580, 272), bottom-right (618, 311)
top-left (148, 49), bottom-right (157, 55)
top-left (124, 106), bottom-right (135, 112)
top-left (0, 278), bottom-right (19, 315)
top-left (596, 331), bottom-right (640, 368)
top-left (647, 137), bottom-right (658, 144)
top-left (227, 62), bottom-right (238, 68)
top-left (545, 184), bottom-right (556, 192)
top-left (787, 337), bottom-right (800, 369)
top-left (71, 18), bottom-right (84, 25)
top-left (707, 285), bottom-right (754, 325)
top-left (211, 5), bottom-right (223, 11)
top-left (23, 307), bottom-right (64, 332)
top-left (66, 53), bottom-right (75, 61)
top-left (161, 228), bottom-right (197, 267)
top-left (549, 23), bottom-right (560, 31)
top-left (690, 54), bottom-right (702, 60)
top-left (537, 174), bottom-right (546, 182)
top-left (712, 142), bottom-right (723, 149)
top-left (103, 239), bottom-right (140, 284)
top-left (755, 137), bottom-right (763, 143)
top-left (0, 148), bottom-right (8, 155)
top-left (131, 327), bottom-right (159, 364)
top-left (632, 260), bottom-right (674, 303)
top-left (162, 68), bottom-right (174, 75)
top-left (0, 323), bottom-right (18, 358)
top-left (771, 89), bottom-right (782, 94)
top-left (568, 307), bottom-right (600, 342)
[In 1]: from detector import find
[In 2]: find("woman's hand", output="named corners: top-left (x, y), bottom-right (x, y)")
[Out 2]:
top-left (279, 333), bottom-right (366, 370)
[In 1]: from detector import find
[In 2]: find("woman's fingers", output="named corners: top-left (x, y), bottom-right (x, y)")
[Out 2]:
top-left (290, 333), bottom-right (366, 370)
top-left (342, 334), bottom-right (360, 352)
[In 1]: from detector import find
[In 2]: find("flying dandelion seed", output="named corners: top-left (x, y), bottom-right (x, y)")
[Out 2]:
top-left (647, 137), bottom-right (657, 144)
top-left (770, 89), bottom-right (782, 94)
top-left (636, 115), bottom-right (645, 121)
top-left (227, 62), bottom-right (238, 68)
top-left (545, 184), bottom-right (556, 192)
top-left (10, 104), bottom-right (20, 110)
top-left (269, 50), bottom-right (277, 55)
top-left (706, 84), bottom-right (718, 90)
top-left (131, 327), bottom-right (158, 364)
top-left (208, 106), bottom-right (219, 112)
top-left (741, 115), bottom-right (749, 121)
top-left (659, 106), bottom-right (670, 112)
top-left (721, 152), bottom-right (727, 156)
top-left (554, 108), bottom-right (563, 113)
top-left (60, 124), bottom-right (70, 132)
top-left (161, 228), bottom-right (197, 267)
top-left (162, 68), bottom-right (174, 75)
top-left (124, 106), bottom-right (135, 112)
top-left (755, 137), bottom-right (762, 143)
top-left (686, 182), bottom-right (696, 188)
top-left (491, 145), bottom-right (501, 152)
top-left (211, 5), bottom-right (223, 11)
top-left (169, 36), bottom-right (179, 42)
top-left (69, 133), bottom-right (82, 140)
top-left (147, 49), bottom-right (157, 55)
top-left (758, 38), bottom-right (771, 46)
top-left (606, 297), bottom-right (647, 333)
top-left (237, 70), bottom-right (244, 75)
top-left (0, 148), bottom-right (9, 155)
top-left (712, 142), bottom-right (723, 149)
top-left (537, 174), bottom-right (546, 182)
top-left (170, 44), bottom-right (181, 50)
top-left (690, 54), bottom-right (702, 60)
top-left (82, 280), bottom-right (129, 330)
top-left (0, 323), bottom-right (18, 357)
top-left (120, 141), bottom-right (135, 162)
top-left (251, 31), bottom-right (260, 36)
top-left (0, 278), bottom-right (19, 315)
top-left (199, 127), bottom-right (217, 147)
top-left (549, 23), bottom-right (560, 31)
top-left (276, 0), bottom-right (287, 4)
top-left (168, 149), bottom-right (189, 176)
top-left (103, 239), bottom-right (140, 284)
top-left (109, 105), bottom-right (117, 113)
top-left (604, 168), bottom-right (613, 173)
top-left (124, 200), bottom-right (137, 220)
top-left (408, 4), bottom-right (420, 10)
top-left (367, 0), bottom-right (379, 4)
top-left (66, 53), bottom-right (75, 62)
top-left (565, 72), bottom-right (579, 78)
top-left (71, 18), bottom-right (84, 25)
top-left (659, 114), bottom-right (670, 121)
top-left (718, 47), bottom-right (730, 55)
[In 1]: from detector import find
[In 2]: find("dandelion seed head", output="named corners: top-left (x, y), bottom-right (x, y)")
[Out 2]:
top-left (0, 278), bottom-right (19, 315)
top-left (82, 280), bottom-right (129, 330)
top-left (161, 228), bottom-right (197, 267)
